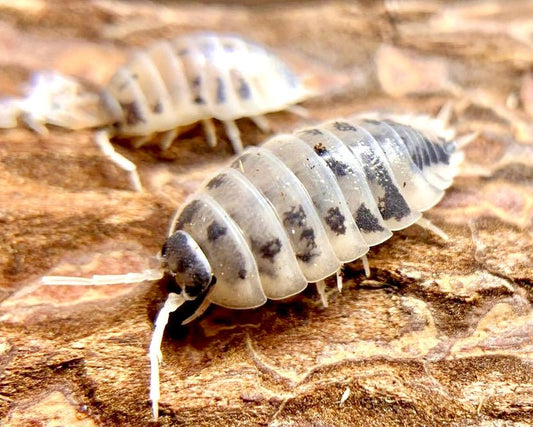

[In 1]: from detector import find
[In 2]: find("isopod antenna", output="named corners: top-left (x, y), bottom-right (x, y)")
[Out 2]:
top-left (41, 268), bottom-right (165, 286)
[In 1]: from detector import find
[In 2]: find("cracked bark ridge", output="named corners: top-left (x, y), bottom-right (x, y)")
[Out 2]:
top-left (1, 1), bottom-right (532, 425)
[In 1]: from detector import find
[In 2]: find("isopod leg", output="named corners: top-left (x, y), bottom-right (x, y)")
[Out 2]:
top-left (94, 129), bottom-right (143, 192)
top-left (416, 216), bottom-right (449, 241)
top-left (132, 134), bottom-right (153, 149)
top-left (361, 255), bottom-right (371, 278)
top-left (250, 114), bottom-right (271, 132)
top-left (149, 292), bottom-right (186, 421)
top-left (23, 114), bottom-right (49, 136)
top-left (201, 118), bottom-right (218, 147)
top-left (159, 128), bottom-right (179, 150)
top-left (286, 105), bottom-right (310, 118)
top-left (222, 120), bottom-right (244, 153)
top-left (316, 280), bottom-right (329, 308)
top-left (181, 297), bottom-right (211, 325)
top-left (336, 268), bottom-right (343, 292)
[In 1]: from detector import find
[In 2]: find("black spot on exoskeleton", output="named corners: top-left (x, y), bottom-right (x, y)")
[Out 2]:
top-left (355, 203), bottom-right (385, 233)
top-left (121, 101), bottom-right (145, 126)
top-left (207, 221), bottom-right (227, 241)
top-left (324, 157), bottom-right (351, 177)
top-left (237, 78), bottom-right (251, 100)
top-left (230, 70), bottom-right (251, 100)
top-left (152, 101), bottom-right (163, 114)
top-left (191, 76), bottom-right (205, 104)
top-left (296, 228), bottom-right (319, 263)
top-left (259, 238), bottom-right (282, 261)
top-left (377, 181), bottom-right (411, 221)
top-left (176, 200), bottom-right (203, 229)
top-left (325, 207), bottom-right (346, 235)
top-left (301, 128), bottom-right (323, 136)
top-left (216, 77), bottom-right (226, 104)
top-left (296, 252), bottom-right (312, 262)
top-left (238, 268), bottom-right (247, 280)
top-left (361, 152), bottom-right (411, 221)
top-left (206, 174), bottom-right (226, 189)
top-left (283, 205), bottom-right (307, 228)
top-left (334, 121), bottom-right (358, 132)
top-left (313, 142), bottom-right (327, 155)
top-left (300, 227), bottom-right (316, 243)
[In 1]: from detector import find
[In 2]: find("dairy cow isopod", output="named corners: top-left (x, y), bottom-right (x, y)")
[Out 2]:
top-left (0, 32), bottom-right (311, 191)
top-left (43, 117), bottom-right (464, 419)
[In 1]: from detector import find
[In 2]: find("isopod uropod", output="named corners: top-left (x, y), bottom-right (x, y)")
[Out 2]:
top-left (43, 116), bottom-right (464, 420)
top-left (0, 32), bottom-right (311, 191)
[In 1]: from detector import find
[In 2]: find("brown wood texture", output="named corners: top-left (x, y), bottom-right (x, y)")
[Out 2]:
top-left (1, 1), bottom-right (533, 425)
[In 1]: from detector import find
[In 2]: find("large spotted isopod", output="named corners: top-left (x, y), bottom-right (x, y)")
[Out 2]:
top-left (0, 32), bottom-right (311, 191)
top-left (43, 116), bottom-right (464, 419)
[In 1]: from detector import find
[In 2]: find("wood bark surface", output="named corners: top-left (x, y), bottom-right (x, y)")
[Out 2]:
top-left (1, 1), bottom-right (532, 426)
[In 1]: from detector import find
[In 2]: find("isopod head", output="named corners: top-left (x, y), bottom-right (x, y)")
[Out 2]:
top-left (160, 230), bottom-right (215, 300)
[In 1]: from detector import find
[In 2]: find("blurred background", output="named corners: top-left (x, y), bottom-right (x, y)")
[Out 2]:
top-left (0, 1), bottom-right (532, 425)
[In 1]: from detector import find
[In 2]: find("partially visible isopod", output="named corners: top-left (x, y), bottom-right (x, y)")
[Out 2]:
top-left (43, 116), bottom-right (467, 420)
top-left (0, 32), bottom-right (311, 191)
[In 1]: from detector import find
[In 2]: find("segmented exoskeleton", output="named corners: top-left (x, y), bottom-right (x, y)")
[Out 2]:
top-left (43, 117), bottom-right (464, 420)
top-left (0, 33), bottom-right (311, 191)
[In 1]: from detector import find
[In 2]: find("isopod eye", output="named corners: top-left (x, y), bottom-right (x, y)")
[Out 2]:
top-left (160, 230), bottom-right (213, 300)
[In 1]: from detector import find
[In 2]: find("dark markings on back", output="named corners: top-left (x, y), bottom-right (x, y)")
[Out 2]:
top-left (313, 142), bottom-right (327, 155)
top-left (259, 238), bottom-right (282, 261)
top-left (176, 200), bottom-right (203, 229)
top-left (355, 203), bottom-right (385, 233)
top-left (230, 69), bottom-right (251, 100)
top-left (324, 157), bottom-right (351, 177)
top-left (361, 152), bottom-right (411, 221)
top-left (297, 227), bottom-right (318, 263)
top-left (121, 101), bottom-right (145, 126)
top-left (191, 76), bottom-right (205, 104)
top-left (434, 139), bottom-right (452, 165)
top-left (301, 128), bottom-right (323, 136)
top-left (313, 140), bottom-right (352, 176)
top-left (206, 174), bottom-right (226, 189)
top-left (237, 77), bottom-right (251, 100)
top-left (207, 221), bottom-right (227, 241)
top-left (152, 101), bottom-right (163, 114)
top-left (216, 77), bottom-right (226, 104)
top-left (419, 141), bottom-right (431, 166)
top-left (238, 268), bottom-right (247, 280)
top-left (283, 205), bottom-right (307, 228)
top-left (334, 121), bottom-right (358, 132)
top-left (325, 207), bottom-right (346, 235)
